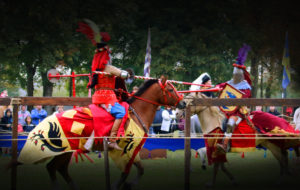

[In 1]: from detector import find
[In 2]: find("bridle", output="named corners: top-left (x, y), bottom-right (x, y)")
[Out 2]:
top-left (131, 80), bottom-right (183, 107)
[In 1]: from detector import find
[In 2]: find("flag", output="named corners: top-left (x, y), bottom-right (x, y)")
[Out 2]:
top-left (282, 32), bottom-right (291, 89)
top-left (143, 28), bottom-right (151, 77)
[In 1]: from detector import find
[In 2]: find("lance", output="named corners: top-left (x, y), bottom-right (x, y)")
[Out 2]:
top-left (47, 69), bottom-right (91, 101)
top-left (178, 88), bottom-right (222, 94)
top-left (93, 71), bottom-right (213, 88)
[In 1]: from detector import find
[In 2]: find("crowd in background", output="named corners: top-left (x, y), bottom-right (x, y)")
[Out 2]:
top-left (0, 104), bottom-right (65, 133)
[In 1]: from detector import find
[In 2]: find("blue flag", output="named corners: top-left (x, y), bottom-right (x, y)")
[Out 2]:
top-left (282, 32), bottom-right (291, 89)
top-left (143, 28), bottom-right (151, 77)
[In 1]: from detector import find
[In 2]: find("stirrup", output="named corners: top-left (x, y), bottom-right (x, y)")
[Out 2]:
top-left (108, 142), bottom-right (122, 151)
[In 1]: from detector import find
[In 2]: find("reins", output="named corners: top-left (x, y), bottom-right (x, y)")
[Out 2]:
top-left (116, 80), bottom-right (183, 134)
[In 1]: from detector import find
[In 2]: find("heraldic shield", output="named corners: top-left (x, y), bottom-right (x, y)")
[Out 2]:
top-left (219, 83), bottom-right (244, 114)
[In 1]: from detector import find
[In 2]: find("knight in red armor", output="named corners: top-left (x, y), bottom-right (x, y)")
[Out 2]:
top-left (77, 19), bottom-right (130, 150)
top-left (216, 44), bottom-right (252, 152)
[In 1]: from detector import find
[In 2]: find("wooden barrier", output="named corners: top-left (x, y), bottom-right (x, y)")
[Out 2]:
top-left (1, 97), bottom-right (300, 190)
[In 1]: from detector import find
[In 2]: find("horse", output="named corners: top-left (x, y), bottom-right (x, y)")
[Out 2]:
top-left (176, 92), bottom-right (300, 187)
top-left (9, 76), bottom-right (186, 190)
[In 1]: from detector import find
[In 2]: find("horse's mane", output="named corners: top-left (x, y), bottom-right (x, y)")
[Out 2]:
top-left (127, 79), bottom-right (158, 104)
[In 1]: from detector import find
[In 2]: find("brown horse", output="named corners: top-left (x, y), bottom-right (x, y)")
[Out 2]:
top-left (11, 76), bottom-right (186, 190)
top-left (176, 93), bottom-right (300, 187)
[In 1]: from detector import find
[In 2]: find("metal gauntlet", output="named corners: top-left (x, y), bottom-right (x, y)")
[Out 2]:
top-left (120, 70), bottom-right (129, 79)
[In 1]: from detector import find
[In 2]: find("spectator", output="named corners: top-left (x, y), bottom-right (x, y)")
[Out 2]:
top-left (0, 89), bottom-right (8, 97)
top-left (23, 115), bottom-right (36, 132)
top-left (18, 105), bottom-right (30, 126)
top-left (268, 106), bottom-right (280, 116)
top-left (151, 106), bottom-right (164, 134)
top-left (255, 106), bottom-right (262, 111)
top-left (31, 105), bottom-right (47, 125)
top-left (285, 107), bottom-right (293, 117)
top-left (178, 112), bottom-right (185, 131)
top-left (0, 90), bottom-right (9, 119)
top-left (53, 105), bottom-right (64, 115)
top-left (1, 109), bottom-right (12, 131)
top-left (1, 108), bottom-right (12, 156)
top-left (293, 107), bottom-right (300, 131)
top-left (161, 107), bottom-right (176, 134)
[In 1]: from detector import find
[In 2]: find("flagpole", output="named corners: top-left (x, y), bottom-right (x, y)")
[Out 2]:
top-left (144, 27), bottom-right (151, 78)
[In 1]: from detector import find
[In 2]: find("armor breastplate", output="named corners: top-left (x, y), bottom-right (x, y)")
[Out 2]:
top-left (95, 74), bottom-right (116, 89)
top-left (93, 74), bottom-right (117, 105)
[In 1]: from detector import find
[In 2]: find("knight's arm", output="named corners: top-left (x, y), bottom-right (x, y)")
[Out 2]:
top-left (103, 65), bottom-right (129, 79)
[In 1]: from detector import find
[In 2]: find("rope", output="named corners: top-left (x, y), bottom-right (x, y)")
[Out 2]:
top-left (1, 135), bottom-right (300, 141)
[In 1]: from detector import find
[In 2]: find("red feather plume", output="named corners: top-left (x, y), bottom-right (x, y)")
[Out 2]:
top-left (77, 22), bottom-right (98, 46)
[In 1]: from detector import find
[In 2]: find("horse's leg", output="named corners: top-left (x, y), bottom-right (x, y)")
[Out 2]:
top-left (281, 149), bottom-right (291, 175)
top-left (205, 162), bottom-right (220, 188)
top-left (113, 161), bottom-right (144, 190)
top-left (260, 140), bottom-right (285, 183)
top-left (130, 161), bottom-right (144, 185)
top-left (112, 172), bottom-right (129, 190)
top-left (198, 148), bottom-right (207, 170)
top-left (220, 162), bottom-right (236, 185)
top-left (47, 153), bottom-right (75, 190)
top-left (46, 156), bottom-right (62, 190)
top-left (294, 146), bottom-right (300, 157)
top-left (56, 152), bottom-right (79, 190)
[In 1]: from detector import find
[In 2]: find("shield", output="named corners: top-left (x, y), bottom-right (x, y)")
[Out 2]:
top-left (47, 69), bottom-right (60, 83)
top-left (219, 83), bottom-right (244, 114)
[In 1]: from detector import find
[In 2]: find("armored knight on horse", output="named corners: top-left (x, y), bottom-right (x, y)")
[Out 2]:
top-left (216, 44), bottom-right (253, 152)
top-left (77, 19), bottom-right (131, 150)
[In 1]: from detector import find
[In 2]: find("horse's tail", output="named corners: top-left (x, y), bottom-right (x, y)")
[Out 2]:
top-left (5, 160), bottom-right (22, 171)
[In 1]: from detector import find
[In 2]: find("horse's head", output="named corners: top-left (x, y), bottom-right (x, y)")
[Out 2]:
top-left (175, 93), bottom-right (195, 120)
top-left (157, 76), bottom-right (186, 109)
top-left (127, 75), bottom-right (186, 109)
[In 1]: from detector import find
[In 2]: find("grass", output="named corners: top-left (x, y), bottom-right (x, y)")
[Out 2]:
top-left (1, 149), bottom-right (300, 190)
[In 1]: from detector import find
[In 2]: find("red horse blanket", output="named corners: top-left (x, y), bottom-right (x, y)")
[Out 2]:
top-left (204, 127), bottom-right (227, 165)
top-left (231, 117), bottom-right (256, 152)
top-left (251, 111), bottom-right (300, 149)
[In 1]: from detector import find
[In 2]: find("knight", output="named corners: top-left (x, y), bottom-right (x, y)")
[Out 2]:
top-left (216, 44), bottom-right (252, 152)
top-left (77, 19), bottom-right (131, 150)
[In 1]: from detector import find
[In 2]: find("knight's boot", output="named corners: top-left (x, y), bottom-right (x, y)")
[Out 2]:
top-left (108, 119), bottom-right (123, 151)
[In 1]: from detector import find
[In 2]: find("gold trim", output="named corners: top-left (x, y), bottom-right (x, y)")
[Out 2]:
top-left (231, 147), bottom-right (256, 153)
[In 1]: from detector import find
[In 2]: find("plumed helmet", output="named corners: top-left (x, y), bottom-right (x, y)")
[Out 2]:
top-left (77, 19), bottom-right (111, 47)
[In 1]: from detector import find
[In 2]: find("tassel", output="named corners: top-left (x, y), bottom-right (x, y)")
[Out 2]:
top-left (264, 150), bottom-right (267, 158)
top-left (98, 152), bottom-right (102, 158)
top-left (195, 151), bottom-right (199, 158)
top-left (148, 152), bottom-right (151, 159)
top-left (241, 152), bottom-right (245, 158)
